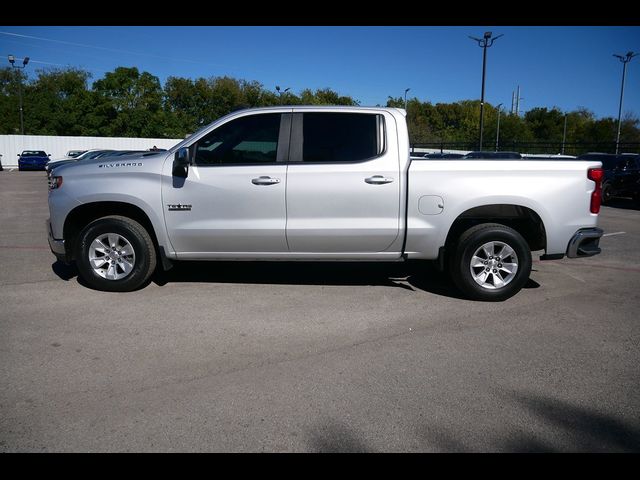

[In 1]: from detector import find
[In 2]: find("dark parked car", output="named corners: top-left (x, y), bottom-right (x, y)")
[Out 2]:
top-left (577, 153), bottom-right (640, 204)
top-left (18, 150), bottom-right (50, 171)
top-left (410, 152), bottom-right (466, 159)
top-left (424, 152), bottom-right (466, 159)
top-left (463, 151), bottom-right (522, 159)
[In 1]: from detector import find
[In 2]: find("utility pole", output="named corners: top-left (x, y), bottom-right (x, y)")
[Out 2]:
top-left (515, 85), bottom-right (521, 116)
top-left (613, 51), bottom-right (637, 154)
top-left (7, 54), bottom-right (30, 135)
top-left (404, 88), bottom-right (410, 110)
top-left (469, 32), bottom-right (503, 151)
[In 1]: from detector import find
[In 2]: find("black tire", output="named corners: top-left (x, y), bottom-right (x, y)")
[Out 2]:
top-left (601, 182), bottom-right (613, 205)
top-left (75, 215), bottom-right (157, 292)
top-left (449, 223), bottom-right (532, 302)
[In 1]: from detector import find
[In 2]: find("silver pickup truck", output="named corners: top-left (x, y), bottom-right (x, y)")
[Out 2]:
top-left (47, 106), bottom-right (604, 300)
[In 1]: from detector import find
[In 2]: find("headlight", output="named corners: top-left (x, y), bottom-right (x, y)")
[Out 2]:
top-left (48, 176), bottom-right (63, 190)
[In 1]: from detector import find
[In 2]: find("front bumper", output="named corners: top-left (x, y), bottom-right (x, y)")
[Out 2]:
top-left (46, 218), bottom-right (67, 261)
top-left (19, 162), bottom-right (47, 170)
top-left (566, 227), bottom-right (603, 258)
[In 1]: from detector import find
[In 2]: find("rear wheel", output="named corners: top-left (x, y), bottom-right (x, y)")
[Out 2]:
top-left (449, 223), bottom-right (532, 301)
top-left (75, 215), bottom-right (156, 292)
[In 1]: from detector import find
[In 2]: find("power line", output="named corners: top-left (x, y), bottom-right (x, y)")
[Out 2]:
top-left (0, 30), bottom-right (232, 69)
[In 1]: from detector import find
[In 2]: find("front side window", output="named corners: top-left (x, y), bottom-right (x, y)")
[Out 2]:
top-left (194, 113), bottom-right (281, 166)
top-left (302, 113), bottom-right (385, 163)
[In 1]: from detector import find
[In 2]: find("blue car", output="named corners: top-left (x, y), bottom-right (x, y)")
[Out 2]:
top-left (18, 150), bottom-right (50, 171)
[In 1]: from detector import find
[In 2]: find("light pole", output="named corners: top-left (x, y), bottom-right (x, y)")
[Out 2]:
top-left (469, 32), bottom-right (503, 151)
top-left (613, 51), bottom-right (637, 154)
top-left (495, 103), bottom-right (503, 151)
top-left (8, 54), bottom-right (30, 135)
top-left (404, 88), bottom-right (410, 110)
top-left (561, 113), bottom-right (568, 155)
top-left (275, 85), bottom-right (290, 105)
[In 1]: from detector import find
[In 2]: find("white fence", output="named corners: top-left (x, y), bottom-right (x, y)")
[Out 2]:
top-left (0, 135), bottom-right (183, 167)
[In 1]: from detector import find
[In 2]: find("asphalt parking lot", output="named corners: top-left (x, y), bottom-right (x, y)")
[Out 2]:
top-left (1, 170), bottom-right (639, 452)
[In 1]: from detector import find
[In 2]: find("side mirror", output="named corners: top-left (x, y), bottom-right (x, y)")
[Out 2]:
top-left (173, 147), bottom-right (190, 178)
top-left (48, 154), bottom-right (51, 156)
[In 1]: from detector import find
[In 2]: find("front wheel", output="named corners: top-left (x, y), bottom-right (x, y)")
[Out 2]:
top-left (449, 223), bottom-right (532, 301)
top-left (75, 215), bottom-right (157, 292)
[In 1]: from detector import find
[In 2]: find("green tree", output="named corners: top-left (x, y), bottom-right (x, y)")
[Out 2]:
top-left (0, 67), bottom-right (28, 134)
top-left (524, 107), bottom-right (565, 144)
top-left (2, 64), bottom-right (638, 147)
top-left (93, 67), bottom-right (165, 137)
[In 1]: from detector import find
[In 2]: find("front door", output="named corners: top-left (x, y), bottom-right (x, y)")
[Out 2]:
top-left (162, 112), bottom-right (290, 257)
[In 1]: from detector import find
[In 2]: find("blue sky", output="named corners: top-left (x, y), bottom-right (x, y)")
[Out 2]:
top-left (1, 26), bottom-right (639, 119)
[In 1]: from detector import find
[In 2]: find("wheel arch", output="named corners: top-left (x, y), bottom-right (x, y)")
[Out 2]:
top-left (444, 204), bottom-right (547, 252)
top-left (63, 201), bottom-right (161, 262)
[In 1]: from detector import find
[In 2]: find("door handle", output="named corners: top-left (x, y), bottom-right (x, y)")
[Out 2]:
top-left (365, 175), bottom-right (394, 185)
top-left (251, 176), bottom-right (281, 185)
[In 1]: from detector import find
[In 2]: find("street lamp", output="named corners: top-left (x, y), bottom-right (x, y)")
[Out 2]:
top-left (469, 32), bottom-right (503, 151)
top-left (561, 113), bottom-right (568, 155)
top-left (8, 54), bottom-right (30, 135)
top-left (495, 103), bottom-right (503, 151)
top-left (275, 85), bottom-right (290, 105)
top-left (404, 88), bottom-right (411, 110)
top-left (613, 51), bottom-right (637, 154)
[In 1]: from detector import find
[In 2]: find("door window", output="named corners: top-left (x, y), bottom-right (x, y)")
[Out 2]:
top-left (301, 113), bottom-right (385, 163)
top-left (194, 113), bottom-right (281, 166)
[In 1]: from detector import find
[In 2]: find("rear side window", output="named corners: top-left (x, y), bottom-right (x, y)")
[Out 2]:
top-left (302, 113), bottom-right (385, 163)
top-left (194, 113), bottom-right (281, 166)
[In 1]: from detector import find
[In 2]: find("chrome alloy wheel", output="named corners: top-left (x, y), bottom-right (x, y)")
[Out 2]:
top-left (88, 233), bottom-right (136, 281)
top-left (469, 241), bottom-right (519, 290)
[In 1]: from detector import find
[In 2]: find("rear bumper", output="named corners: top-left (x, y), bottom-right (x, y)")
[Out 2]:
top-left (566, 227), bottom-right (603, 258)
top-left (46, 218), bottom-right (67, 261)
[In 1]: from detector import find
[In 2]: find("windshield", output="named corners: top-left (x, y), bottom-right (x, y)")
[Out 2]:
top-left (22, 151), bottom-right (47, 157)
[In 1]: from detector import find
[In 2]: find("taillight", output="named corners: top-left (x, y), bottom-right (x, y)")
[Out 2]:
top-left (588, 168), bottom-right (603, 214)
top-left (48, 176), bottom-right (63, 191)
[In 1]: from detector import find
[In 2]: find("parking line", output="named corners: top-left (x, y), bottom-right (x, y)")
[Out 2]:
top-left (602, 231), bottom-right (626, 237)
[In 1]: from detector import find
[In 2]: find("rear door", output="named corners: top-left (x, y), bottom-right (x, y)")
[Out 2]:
top-left (285, 110), bottom-right (401, 254)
